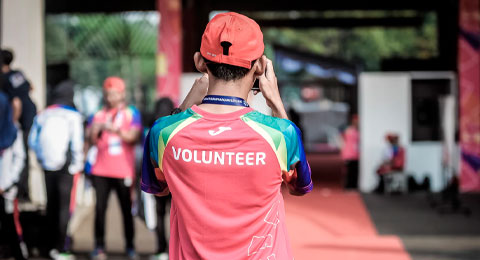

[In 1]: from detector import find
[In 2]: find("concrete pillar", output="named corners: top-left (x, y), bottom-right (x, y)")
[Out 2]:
top-left (2, 0), bottom-right (46, 109)
top-left (2, 0), bottom-right (47, 207)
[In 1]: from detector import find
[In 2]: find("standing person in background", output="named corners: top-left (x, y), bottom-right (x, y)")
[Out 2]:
top-left (1, 49), bottom-right (37, 201)
top-left (147, 98), bottom-right (174, 260)
top-left (28, 77), bottom-right (84, 260)
top-left (0, 90), bottom-right (26, 260)
top-left (341, 114), bottom-right (359, 189)
top-left (87, 77), bottom-right (141, 260)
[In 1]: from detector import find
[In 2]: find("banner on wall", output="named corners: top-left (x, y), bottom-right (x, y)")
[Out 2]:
top-left (156, 0), bottom-right (182, 104)
top-left (459, 0), bottom-right (480, 191)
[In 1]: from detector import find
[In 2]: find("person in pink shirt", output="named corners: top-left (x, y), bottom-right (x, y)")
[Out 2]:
top-left (87, 77), bottom-right (142, 260)
top-left (341, 114), bottom-right (359, 189)
top-left (142, 12), bottom-right (312, 260)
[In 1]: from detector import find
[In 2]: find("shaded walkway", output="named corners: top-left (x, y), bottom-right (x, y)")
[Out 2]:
top-left (284, 187), bottom-right (411, 260)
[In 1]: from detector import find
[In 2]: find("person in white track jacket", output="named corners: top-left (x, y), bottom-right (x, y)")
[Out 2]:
top-left (28, 77), bottom-right (83, 259)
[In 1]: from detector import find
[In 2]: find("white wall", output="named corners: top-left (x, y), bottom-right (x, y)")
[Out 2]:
top-left (359, 72), bottom-right (452, 192)
top-left (359, 73), bottom-right (411, 192)
top-left (2, 0), bottom-right (46, 109)
top-left (406, 142), bottom-right (443, 191)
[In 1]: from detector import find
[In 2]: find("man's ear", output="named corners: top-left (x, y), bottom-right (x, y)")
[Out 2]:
top-left (253, 55), bottom-right (266, 77)
top-left (194, 52), bottom-right (208, 73)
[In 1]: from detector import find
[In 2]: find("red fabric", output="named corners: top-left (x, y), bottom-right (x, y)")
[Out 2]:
top-left (377, 147), bottom-right (405, 175)
top-left (459, 0), bottom-right (480, 192)
top-left (200, 12), bottom-right (264, 69)
top-left (13, 199), bottom-right (22, 237)
top-left (157, 0), bottom-right (181, 103)
top-left (341, 127), bottom-right (359, 160)
top-left (392, 148), bottom-right (405, 171)
top-left (90, 106), bottom-right (141, 179)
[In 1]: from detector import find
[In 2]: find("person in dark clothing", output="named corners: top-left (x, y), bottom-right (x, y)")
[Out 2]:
top-left (341, 115), bottom-right (359, 189)
top-left (0, 90), bottom-right (27, 260)
top-left (1, 49), bottom-right (37, 201)
top-left (148, 98), bottom-right (174, 260)
top-left (1, 49), bottom-right (37, 134)
top-left (0, 91), bottom-right (17, 151)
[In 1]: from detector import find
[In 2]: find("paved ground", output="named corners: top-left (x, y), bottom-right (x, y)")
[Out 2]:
top-left (362, 192), bottom-right (480, 260)
top-left (15, 152), bottom-right (480, 260)
top-left (285, 187), bottom-right (410, 260)
top-left (71, 194), bottom-right (159, 259)
top-left (21, 189), bottom-right (480, 260)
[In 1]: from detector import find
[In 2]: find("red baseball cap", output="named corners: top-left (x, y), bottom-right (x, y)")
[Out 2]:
top-left (200, 12), bottom-right (264, 69)
top-left (386, 133), bottom-right (399, 142)
top-left (103, 76), bottom-right (126, 92)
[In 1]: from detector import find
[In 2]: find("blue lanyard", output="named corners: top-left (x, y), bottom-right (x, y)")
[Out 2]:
top-left (201, 95), bottom-right (249, 107)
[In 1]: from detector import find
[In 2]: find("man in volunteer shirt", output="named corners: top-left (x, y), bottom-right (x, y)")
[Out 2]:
top-left (87, 77), bottom-right (141, 260)
top-left (142, 12), bottom-right (312, 260)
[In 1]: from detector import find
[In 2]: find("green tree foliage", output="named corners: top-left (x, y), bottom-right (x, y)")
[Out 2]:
top-left (263, 12), bottom-right (437, 70)
top-left (45, 12), bottom-right (158, 110)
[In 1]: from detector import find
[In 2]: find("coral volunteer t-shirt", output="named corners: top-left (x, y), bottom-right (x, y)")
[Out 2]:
top-left (90, 105), bottom-right (141, 179)
top-left (142, 105), bottom-right (312, 260)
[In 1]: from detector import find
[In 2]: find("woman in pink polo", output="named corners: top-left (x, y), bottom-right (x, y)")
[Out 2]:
top-left (87, 77), bottom-right (142, 260)
top-left (341, 115), bottom-right (360, 189)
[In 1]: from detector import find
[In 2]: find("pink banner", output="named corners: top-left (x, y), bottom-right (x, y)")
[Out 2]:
top-left (459, 0), bottom-right (480, 192)
top-left (156, 0), bottom-right (182, 104)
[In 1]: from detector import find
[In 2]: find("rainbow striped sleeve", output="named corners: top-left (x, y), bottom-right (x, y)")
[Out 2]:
top-left (141, 110), bottom-right (202, 195)
top-left (126, 105), bottom-right (142, 129)
top-left (242, 111), bottom-right (312, 194)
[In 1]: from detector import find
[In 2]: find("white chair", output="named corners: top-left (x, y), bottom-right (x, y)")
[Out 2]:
top-left (384, 172), bottom-right (408, 194)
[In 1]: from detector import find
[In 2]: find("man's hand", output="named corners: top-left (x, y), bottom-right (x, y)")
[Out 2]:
top-left (179, 73), bottom-right (209, 111)
top-left (103, 123), bottom-right (118, 133)
top-left (89, 123), bottom-right (104, 144)
top-left (257, 56), bottom-right (289, 119)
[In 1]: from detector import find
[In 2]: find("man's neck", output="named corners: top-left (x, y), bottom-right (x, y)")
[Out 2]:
top-left (2, 66), bottom-right (10, 73)
top-left (198, 77), bottom-right (251, 114)
top-left (206, 78), bottom-right (250, 100)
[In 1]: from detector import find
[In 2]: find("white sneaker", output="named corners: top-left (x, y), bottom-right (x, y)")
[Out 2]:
top-left (49, 249), bottom-right (59, 259)
top-left (91, 248), bottom-right (107, 260)
top-left (56, 253), bottom-right (76, 260)
top-left (150, 252), bottom-right (169, 260)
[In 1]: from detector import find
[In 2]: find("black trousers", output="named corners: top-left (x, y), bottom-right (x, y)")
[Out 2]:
top-left (15, 131), bottom-right (30, 201)
top-left (44, 169), bottom-right (73, 252)
top-left (0, 197), bottom-right (25, 260)
top-left (91, 176), bottom-right (135, 250)
top-left (344, 160), bottom-right (359, 189)
top-left (155, 195), bottom-right (170, 253)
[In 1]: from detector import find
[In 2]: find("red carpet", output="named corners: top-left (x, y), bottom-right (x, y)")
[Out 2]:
top-left (284, 187), bottom-right (411, 260)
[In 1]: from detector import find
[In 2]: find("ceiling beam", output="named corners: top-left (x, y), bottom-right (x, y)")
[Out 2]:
top-left (45, 0), bottom-right (450, 14)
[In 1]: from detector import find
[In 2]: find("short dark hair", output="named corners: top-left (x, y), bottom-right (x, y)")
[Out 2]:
top-left (204, 57), bottom-right (254, 81)
top-left (1, 49), bottom-right (13, 66)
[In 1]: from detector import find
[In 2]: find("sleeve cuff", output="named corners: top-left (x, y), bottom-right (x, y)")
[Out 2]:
top-left (141, 181), bottom-right (167, 195)
top-left (294, 180), bottom-right (313, 194)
